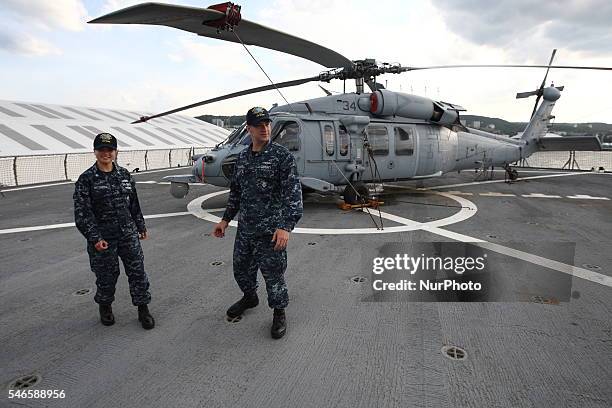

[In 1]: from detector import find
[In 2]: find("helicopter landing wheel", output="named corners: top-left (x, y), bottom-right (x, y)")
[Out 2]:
top-left (504, 165), bottom-right (519, 183)
top-left (343, 182), bottom-right (369, 205)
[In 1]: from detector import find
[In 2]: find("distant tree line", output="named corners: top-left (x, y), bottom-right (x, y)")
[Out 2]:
top-left (459, 115), bottom-right (611, 136)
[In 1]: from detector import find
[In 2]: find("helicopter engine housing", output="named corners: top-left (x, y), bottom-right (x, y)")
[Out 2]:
top-left (369, 90), bottom-right (458, 125)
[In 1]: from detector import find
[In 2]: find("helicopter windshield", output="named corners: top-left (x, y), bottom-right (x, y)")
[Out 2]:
top-left (226, 119), bottom-right (300, 148)
top-left (272, 121), bottom-right (300, 151)
top-left (225, 122), bottom-right (247, 145)
top-left (238, 132), bottom-right (252, 145)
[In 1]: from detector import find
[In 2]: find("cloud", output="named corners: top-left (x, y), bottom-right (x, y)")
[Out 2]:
top-left (0, 0), bottom-right (90, 57)
top-left (0, 31), bottom-right (62, 56)
top-left (2, 0), bottom-right (89, 31)
top-left (432, 0), bottom-right (612, 56)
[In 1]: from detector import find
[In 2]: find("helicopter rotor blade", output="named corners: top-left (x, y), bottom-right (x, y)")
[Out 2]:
top-left (133, 75), bottom-right (320, 123)
top-left (530, 49), bottom-right (557, 118)
top-left (516, 90), bottom-right (539, 99)
top-left (401, 64), bottom-right (612, 72)
top-left (318, 85), bottom-right (332, 96)
top-left (531, 93), bottom-right (543, 118)
top-left (539, 49), bottom-right (557, 93)
top-left (89, 3), bottom-right (353, 70)
top-left (515, 86), bottom-right (563, 99)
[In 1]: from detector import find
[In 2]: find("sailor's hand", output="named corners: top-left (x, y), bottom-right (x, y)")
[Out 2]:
top-left (213, 220), bottom-right (229, 238)
top-left (272, 229), bottom-right (290, 251)
top-left (138, 230), bottom-right (148, 240)
top-left (95, 239), bottom-right (109, 251)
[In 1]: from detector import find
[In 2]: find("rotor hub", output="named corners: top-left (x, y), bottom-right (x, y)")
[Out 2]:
top-left (204, 2), bottom-right (242, 33)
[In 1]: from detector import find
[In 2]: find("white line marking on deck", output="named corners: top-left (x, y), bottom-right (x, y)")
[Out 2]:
top-left (1, 181), bottom-right (74, 192)
top-left (445, 191), bottom-right (474, 196)
top-left (567, 195), bottom-right (610, 200)
top-left (187, 190), bottom-right (478, 235)
top-left (0, 212), bottom-right (191, 235)
top-left (522, 193), bottom-right (562, 198)
top-left (479, 192), bottom-right (516, 197)
top-left (416, 226), bottom-right (612, 288)
top-left (423, 172), bottom-right (595, 190)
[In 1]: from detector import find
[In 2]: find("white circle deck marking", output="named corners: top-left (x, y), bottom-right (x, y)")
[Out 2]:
top-left (186, 189), bottom-right (478, 235)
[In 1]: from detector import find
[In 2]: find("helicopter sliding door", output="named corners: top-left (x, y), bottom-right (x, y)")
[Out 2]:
top-left (391, 125), bottom-right (418, 180)
top-left (415, 125), bottom-right (440, 176)
top-left (364, 124), bottom-right (419, 181)
top-left (364, 124), bottom-right (391, 181)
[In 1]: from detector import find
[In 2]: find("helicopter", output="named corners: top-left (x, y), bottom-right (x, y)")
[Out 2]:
top-left (89, 2), bottom-right (609, 204)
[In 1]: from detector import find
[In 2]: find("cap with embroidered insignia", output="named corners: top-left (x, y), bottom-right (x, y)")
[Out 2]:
top-left (94, 133), bottom-right (117, 150)
top-left (246, 107), bottom-right (271, 126)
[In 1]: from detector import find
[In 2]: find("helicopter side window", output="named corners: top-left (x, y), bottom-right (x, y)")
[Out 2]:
top-left (273, 121), bottom-right (300, 151)
top-left (323, 124), bottom-right (335, 156)
top-left (339, 125), bottom-right (349, 156)
top-left (394, 126), bottom-right (414, 156)
top-left (366, 125), bottom-right (389, 156)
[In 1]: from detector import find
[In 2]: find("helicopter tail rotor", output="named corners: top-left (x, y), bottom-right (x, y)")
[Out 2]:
top-left (514, 49), bottom-right (565, 117)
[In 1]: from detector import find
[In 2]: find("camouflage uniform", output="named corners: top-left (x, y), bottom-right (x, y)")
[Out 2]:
top-left (222, 142), bottom-right (303, 309)
top-left (74, 163), bottom-right (151, 306)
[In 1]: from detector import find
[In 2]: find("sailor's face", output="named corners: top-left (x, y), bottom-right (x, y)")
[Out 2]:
top-left (247, 121), bottom-right (271, 144)
top-left (95, 147), bottom-right (117, 164)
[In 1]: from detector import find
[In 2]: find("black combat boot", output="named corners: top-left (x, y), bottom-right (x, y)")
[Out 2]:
top-left (99, 304), bottom-right (115, 326)
top-left (271, 308), bottom-right (286, 339)
top-left (138, 305), bottom-right (155, 330)
top-left (226, 292), bottom-right (259, 318)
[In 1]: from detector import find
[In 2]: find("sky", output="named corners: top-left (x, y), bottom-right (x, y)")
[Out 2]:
top-left (1, 0), bottom-right (611, 123)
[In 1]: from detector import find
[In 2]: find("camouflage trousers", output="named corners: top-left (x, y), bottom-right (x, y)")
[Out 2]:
top-left (233, 228), bottom-right (288, 309)
top-left (86, 233), bottom-right (151, 306)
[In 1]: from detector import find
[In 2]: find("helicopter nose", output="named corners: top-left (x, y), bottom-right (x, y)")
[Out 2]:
top-left (193, 157), bottom-right (206, 182)
top-left (221, 154), bottom-right (239, 180)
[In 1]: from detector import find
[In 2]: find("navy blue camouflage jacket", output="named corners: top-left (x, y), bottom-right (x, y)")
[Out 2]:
top-left (222, 142), bottom-right (303, 235)
top-left (73, 163), bottom-right (146, 242)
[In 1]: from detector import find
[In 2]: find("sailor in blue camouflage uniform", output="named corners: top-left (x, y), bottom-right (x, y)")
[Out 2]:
top-left (73, 132), bottom-right (155, 330)
top-left (214, 107), bottom-right (303, 339)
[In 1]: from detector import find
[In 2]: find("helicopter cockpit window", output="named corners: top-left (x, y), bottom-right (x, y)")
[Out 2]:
top-left (366, 125), bottom-right (389, 156)
top-left (339, 125), bottom-right (349, 156)
top-left (239, 132), bottom-right (252, 145)
top-left (394, 127), bottom-right (414, 156)
top-left (230, 125), bottom-right (251, 146)
top-left (273, 121), bottom-right (300, 151)
top-left (228, 122), bottom-right (247, 145)
top-left (323, 124), bottom-right (335, 156)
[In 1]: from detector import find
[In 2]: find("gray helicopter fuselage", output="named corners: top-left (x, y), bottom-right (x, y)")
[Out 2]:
top-left (191, 92), bottom-right (527, 193)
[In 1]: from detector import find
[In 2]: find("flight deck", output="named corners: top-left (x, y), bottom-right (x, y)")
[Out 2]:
top-left (1, 168), bottom-right (611, 407)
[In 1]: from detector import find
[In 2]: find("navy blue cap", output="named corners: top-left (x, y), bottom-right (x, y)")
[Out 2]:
top-left (246, 107), bottom-right (271, 126)
top-left (93, 133), bottom-right (117, 150)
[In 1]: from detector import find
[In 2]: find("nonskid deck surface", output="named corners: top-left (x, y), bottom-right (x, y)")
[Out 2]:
top-left (1, 168), bottom-right (611, 407)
